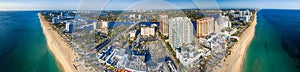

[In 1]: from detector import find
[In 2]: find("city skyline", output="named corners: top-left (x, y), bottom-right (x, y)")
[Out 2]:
top-left (1, 0), bottom-right (300, 11)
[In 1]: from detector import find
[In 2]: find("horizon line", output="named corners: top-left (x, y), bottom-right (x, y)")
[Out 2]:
top-left (2, 8), bottom-right (300, 11)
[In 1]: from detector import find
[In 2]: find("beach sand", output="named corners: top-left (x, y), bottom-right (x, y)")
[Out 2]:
top-left (214, 12), bottom-right (257, 72)
top-left (38, 13), bottom-right (77, 72)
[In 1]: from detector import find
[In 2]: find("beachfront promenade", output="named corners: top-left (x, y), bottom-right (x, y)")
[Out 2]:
top-left (38, 13), bottom-right (77, 72)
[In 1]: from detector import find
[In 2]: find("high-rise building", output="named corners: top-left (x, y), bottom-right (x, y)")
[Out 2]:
top-left (237, 10), bottom-right (252, 23)
top-left (240, 15), bottom-right (251, 22)
top-left (169, 17), bottom-right (194, 49)
top-left (141, 26), bottom-right (149, 36)
top-left (60, 12), bottom-right (64, 17)
top-left (57, 15), bottom-right (62, 20)
top-left (65, 22), bottom-right (73, 33)
top-left (52, 17), bottom-right (59, 24)
top-left (149, 26), bottom-right (155, 36)
top-left (168, 17), bottom-right (203, 67)
top-left (140, 25), bottom-right (155, 36)
top-left (138, 14), bottom-right (142, 19)
top-left (215, 16), bottom-right (231, 34)
top-left (159, 14), bottom-right (169, 37)
top-left (196, 19), bottom-right (204, 38)
top-left (196, 17), bottom-right (214, 38)
top-left (100, 21), bottom-right (108, 29)
top-left (94, 20), bottom-right (108, 34)
top-left (93, 21), bottom-right (99, 30)
top-left (207, 17), bottom-right (214, 34)
top-left (94, 21), bottom-right (108, 30)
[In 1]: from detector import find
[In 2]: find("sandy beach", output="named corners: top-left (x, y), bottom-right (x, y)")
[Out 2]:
top-left (215, 11), bottom-right (257, 72)
top-left (38, 13), bottom-right (77, 72)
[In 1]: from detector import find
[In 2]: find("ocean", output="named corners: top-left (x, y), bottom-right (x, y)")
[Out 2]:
top-left (0, 11), bottom-right (60, 72)
top-left (244, 9), bottom-right (300, 72)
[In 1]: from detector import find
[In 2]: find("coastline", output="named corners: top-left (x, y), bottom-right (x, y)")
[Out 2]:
top-left (38, 13), bottom-right (77, 72)
top-left (216, 11), bottom-right (257, 72)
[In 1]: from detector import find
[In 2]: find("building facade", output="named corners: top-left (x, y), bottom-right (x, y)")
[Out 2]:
top-left (169, 17), bottom-right (194, 49)
top-left (141, 25), bottom-right (155, 36)
top-left (159, 14), bottom-right (169, 37)
top-left (52, 17), bottom-right (59, 24)
top-left (196, 17), bottom-right (215, 38)
top-left (93, 21), bottom-right (99, 30)
top-left (94, 20), bottom-right (108, 34)
top-left (215, 16), bottom-right (231, 34)
top-left (65, 22), bottom-right (73, 33)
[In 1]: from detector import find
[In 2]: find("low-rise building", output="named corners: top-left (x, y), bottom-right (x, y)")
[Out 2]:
top-left (175, 44), bottom-right (204, 67)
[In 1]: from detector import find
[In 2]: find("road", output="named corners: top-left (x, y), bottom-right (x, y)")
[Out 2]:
top-left (156, 33), bottom-right (183, 72)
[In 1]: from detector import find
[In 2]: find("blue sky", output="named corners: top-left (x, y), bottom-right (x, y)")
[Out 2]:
top-left (0, 0), bottom-right (300, 10)
top-left (217, 0), bottom-right (300, 9)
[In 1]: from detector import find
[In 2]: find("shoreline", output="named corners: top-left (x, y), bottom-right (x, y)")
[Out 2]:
top-left (38, 13), bottom-right (77, 72)
top-left (216, 11), bottom-right (258, 72)
top-left (239, 11), bottom-right (258, 71)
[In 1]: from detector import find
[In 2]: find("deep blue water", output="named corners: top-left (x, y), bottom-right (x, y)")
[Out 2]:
top-left (0, 11), bottom-right (60, 72)
top-left (244, 9), bottom-right (300, 72)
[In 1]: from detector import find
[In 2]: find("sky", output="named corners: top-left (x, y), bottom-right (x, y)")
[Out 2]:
top-left (0, 0), bottom-right (300, 10)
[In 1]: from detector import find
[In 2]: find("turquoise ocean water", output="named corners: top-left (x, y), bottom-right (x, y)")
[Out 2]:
top-left (0, 11), bottom-right (60, 72)
top-left (244, 9), bottom-right (300, 72)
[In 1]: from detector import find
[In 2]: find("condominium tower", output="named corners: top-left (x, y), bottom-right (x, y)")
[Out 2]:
top-left (159, 14), bottom-right (169, 37)
top-left (169, 17), bottom-right (194, 49)
top-left (196, 17), bottom-right (214, 38)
